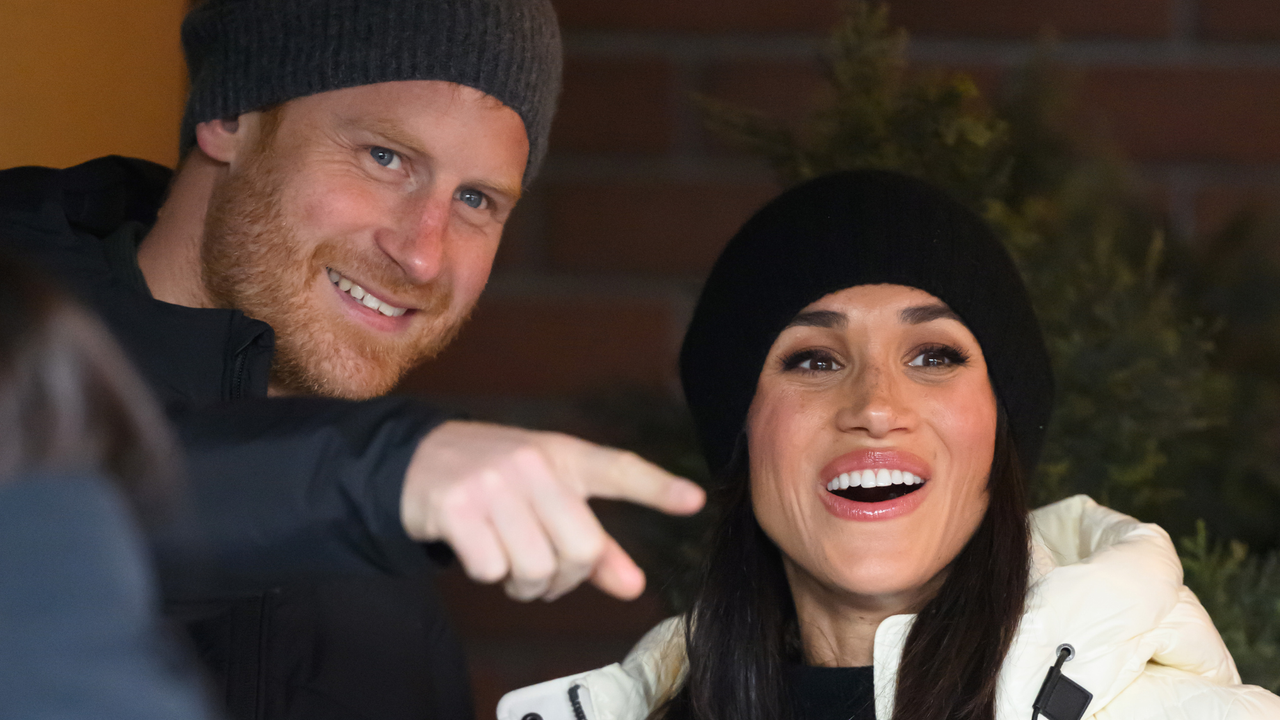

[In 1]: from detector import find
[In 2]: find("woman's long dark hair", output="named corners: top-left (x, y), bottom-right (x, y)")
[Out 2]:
top-left (656, 410), bottom-right (1030, 720)
top-left (0, 252), bottom-right (179, 519)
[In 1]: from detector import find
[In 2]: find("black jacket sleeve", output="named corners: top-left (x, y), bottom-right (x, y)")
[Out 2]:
top-left (155, 397), bottom-right (453, 602)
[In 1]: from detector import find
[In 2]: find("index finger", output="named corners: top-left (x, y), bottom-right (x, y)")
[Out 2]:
top-left (573, 442), bottom-right (705, 515)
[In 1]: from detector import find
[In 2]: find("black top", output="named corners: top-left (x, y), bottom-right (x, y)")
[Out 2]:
top-left (0, 156), bottom-right (471, 720)
top-left (786, 664), bottom-right (876, 720)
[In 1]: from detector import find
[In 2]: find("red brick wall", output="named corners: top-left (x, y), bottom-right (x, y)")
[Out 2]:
top-left (406, 1), bottom-right (1280, 715)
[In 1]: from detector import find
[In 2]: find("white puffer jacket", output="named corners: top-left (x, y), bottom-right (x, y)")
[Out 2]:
top-left (498, 496), bottom-right (1280, 720)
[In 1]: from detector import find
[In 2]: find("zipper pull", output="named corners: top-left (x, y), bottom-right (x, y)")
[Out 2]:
top-left (1031, 644), bottom-right (1092, 720)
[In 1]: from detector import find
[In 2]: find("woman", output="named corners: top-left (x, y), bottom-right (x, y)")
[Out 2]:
top-left (0, 251), bottom-right (216, 719)
top-left (498, 171), bottom-right (1280, 720)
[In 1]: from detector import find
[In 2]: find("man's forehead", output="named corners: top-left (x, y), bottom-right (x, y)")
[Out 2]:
top-left (327, 79), bottom-right (504, 107)
top-left (275, 81), bottom-right (519, 139)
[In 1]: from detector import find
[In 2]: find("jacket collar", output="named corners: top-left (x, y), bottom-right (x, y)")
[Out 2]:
top-left (871, 495), bottom-right (1236, 719)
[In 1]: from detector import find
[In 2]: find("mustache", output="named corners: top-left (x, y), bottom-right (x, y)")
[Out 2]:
top-left (313, 243), bottom-right (452, 313)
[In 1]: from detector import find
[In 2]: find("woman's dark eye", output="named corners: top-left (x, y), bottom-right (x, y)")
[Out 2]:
top-left (456, 188), bottom-right (488, 210)
top-left (908, 345), bottom-right (970, 368)
top-left (369, 146), bottom-right (401, 169)
top-left (783, 350), bottom-right (842, 373)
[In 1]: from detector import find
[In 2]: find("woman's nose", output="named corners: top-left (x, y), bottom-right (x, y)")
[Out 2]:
top-left (835, 365), bottom-right (912, 438)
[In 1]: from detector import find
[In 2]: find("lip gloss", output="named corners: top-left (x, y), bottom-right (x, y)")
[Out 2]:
top-left (817, 448), bottom-right (933, 522)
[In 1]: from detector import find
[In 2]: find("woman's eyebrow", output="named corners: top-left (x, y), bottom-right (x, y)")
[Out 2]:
top-left (785, 310), bottom-right (846, 329)
top-left (900, 303), bottom-right (961, 325)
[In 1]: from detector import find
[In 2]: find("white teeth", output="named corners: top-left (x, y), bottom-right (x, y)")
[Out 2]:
top-left (827, 469), bottom-right (928, 492)
top-left (327, 268), bottom-right (409, 317)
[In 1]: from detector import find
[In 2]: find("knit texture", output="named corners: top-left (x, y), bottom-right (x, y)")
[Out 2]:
top-left (679, 170), bottom-right (1054, 479)
top-left (180, 0), bottom-right (562, 184)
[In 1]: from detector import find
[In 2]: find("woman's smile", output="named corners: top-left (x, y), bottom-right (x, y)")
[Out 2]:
top-left (818, 447), bottom-right (932, 519)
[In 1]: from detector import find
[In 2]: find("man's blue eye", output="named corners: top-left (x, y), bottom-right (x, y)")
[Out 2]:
top-left (370, 147), bottom-right (400, 168)
top-left (457, 189), bottom-right (486, 210)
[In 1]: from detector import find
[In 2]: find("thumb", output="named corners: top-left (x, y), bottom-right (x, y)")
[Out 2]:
top-left (588, 535), bottom-right (647, 601)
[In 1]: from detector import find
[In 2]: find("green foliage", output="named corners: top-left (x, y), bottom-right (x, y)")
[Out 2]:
top-left (1182, 522), bottom-right (1280, 692)
top-left (698, 3), bottom-right (1010, 208)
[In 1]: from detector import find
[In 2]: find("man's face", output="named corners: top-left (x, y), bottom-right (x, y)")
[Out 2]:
top-left (202, 80), bottom-right (529, 399)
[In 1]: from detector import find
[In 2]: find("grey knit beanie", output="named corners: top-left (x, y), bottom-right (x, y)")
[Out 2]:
top-left (180, 0), bottom-right (562, 184)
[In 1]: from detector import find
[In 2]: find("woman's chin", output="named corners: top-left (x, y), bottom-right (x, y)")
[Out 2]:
top-left (789, 547), bottom-right (947, 612)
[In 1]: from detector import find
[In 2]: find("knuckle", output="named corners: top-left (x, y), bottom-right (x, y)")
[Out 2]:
top-left (562, 533), bottom-right (606, 567)
top-left (513, 554), bottom-right (557, 583)
top-left (614, 449), bottom-right (645, 474)
top-left (436, 484), bottom-right (482, 520)
top-left (508, 444), bottom-right (552, 477)
top-left (464, 558), bottom-right (506, 584)
top-left (504, 580), bottom-right (542, 603)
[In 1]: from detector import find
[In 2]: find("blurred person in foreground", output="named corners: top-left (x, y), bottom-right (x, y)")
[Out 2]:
top-left (0, 252), bottom-right (216, 720)
top-left (0, 0), bottom-right (704, 717)
top-left (499, 172), bottom-right (1280, 720)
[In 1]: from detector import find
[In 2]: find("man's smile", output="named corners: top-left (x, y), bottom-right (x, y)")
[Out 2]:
top-left (326, 267), bottom-right (410, 317)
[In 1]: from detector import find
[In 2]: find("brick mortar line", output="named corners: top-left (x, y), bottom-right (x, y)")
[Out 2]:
top-left (564, 32), bottom-right (825, 60)
top-left (482, 274), bottom-right (703, 299)
top-left (541, 161), bottom-right (1280, 188)
top-left (671, 58), bottom-right (708, 159)
top-left (1169, 0), bottom-right (1199, 44)
top-left (564, 32), bottom-right (1280, 69)
top-left (539, 159), bottom-right (1280, 192)
top-left (420, 394), bottom-right (690, 424)
top-left (1139, 163), bottom-right (1280, 183)
top-left (542, 156), bottom-right (778, 183)
top-left (909, 40), bottom-right (1280, 68)
top-left (1157, 166), bottom-right (1201, 241)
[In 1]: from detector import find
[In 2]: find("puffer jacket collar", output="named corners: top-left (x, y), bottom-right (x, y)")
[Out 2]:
top-left (501, 496), bottom-right (1277, 720)
top-left (873, 494), bottom-right (1238, 719)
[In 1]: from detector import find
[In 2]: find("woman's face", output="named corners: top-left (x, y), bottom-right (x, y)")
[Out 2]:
top-left (747, 284), bottom-right (997, 613)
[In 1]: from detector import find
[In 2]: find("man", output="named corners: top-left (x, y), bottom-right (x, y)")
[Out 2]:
top-left (0, 0), bottom-right (704, 718)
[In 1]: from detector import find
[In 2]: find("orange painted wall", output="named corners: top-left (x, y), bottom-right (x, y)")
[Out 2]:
top-left (0, 0), bottom-right (187, 170)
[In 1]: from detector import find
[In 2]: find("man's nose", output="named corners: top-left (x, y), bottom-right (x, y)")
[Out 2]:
top-left (377, 193), bottom-right (449, 285)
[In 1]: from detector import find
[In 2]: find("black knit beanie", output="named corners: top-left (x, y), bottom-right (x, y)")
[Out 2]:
top-left (180, 0), bottom-right (562, 184)
top-left (679, 170), bottom-right (1054, 480)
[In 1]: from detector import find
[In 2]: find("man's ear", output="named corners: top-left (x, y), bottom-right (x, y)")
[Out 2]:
top-left (195, 115), bottom-right (252, 164)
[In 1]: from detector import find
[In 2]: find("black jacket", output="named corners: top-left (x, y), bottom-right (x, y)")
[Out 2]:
top-left (0, 156), bottom-right (472, 720)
